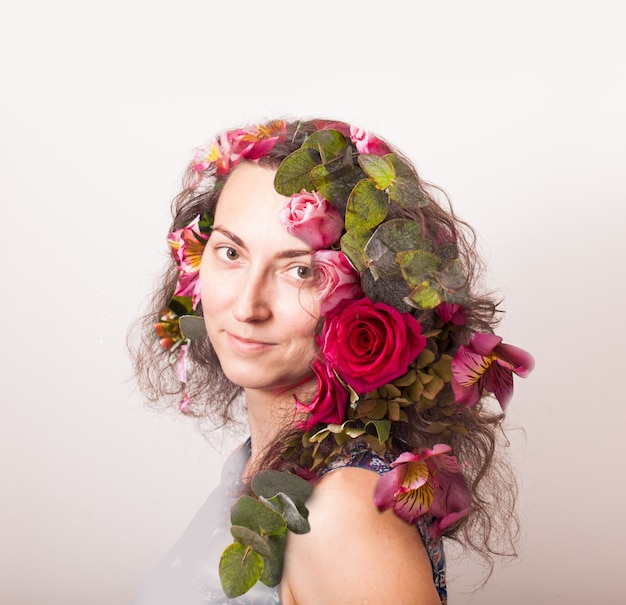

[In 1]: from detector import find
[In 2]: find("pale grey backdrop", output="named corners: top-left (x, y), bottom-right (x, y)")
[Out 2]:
top-left (1, 1), bottom-right (624, 603)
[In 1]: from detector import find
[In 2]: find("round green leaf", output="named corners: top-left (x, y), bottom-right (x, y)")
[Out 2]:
top-left (396, 250), bottom-right (440, 287)
top-left (260, 493), bottom-right (310, 535)
top-left (358, 154), bottom-right (394, 190)
top-left (406, 281), bottom-right (442, 309)
top-left (340, 227), bottom-right (372, 272)
top-left (260, 533), bottom-right (287, 587)
top-left (219, 543), bottom-right (264, 598)
top-left (274, 148), bottom-right (320, 195)
top-left (230, 525), bottom-right (271, 557)
top-left (302, 129), bottom-right (349, 162)
top-left (346, 179), bottom-right (388, 230)
top-left (386, 154), bottom-right (428, 208)
top-left (230, 495), bottom-right (286, 536)
top-left (251, 470), bottom-right (313, 508)
top-left (310, 161), bottom-right (364, 210)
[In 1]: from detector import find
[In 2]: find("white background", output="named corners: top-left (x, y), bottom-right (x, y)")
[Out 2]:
top-left (1, 1), bottom-right (624, 603)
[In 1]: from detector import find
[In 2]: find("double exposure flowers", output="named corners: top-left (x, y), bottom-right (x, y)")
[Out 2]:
top-left (451, 333), bottom-right (535, 410)
top-left (373, 444), bottom-right (471, 538)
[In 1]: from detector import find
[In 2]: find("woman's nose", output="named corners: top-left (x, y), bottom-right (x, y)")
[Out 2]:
top-left (231, 269), bottom-right (272, 323)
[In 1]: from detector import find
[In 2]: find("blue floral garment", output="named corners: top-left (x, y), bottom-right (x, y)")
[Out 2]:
top-left (134, 439), bottom-right (446, 604)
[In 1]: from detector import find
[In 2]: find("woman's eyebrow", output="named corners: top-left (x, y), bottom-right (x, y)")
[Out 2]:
top-left (212, 226), bottom-right (247, 250)
top-left (213, 226), bottom-right (311, 259)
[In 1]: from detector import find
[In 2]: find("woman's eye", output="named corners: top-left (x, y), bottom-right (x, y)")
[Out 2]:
top-left (291, 265), bottom-right (312, 280)
top-left (218, 246), bottom-right (239, 261)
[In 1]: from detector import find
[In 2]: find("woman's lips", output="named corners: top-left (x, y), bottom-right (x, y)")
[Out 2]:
top-left (226, 332), bottom-right (275, 354)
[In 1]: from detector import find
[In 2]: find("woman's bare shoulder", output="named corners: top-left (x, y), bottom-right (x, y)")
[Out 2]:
top-left (280, 467), bottom-right (441, 605)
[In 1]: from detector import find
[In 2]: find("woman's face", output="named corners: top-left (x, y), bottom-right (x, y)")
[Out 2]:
top-left (199, 162), bottom-right (320, 397)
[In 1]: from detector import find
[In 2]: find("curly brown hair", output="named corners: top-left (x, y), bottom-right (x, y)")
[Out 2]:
top-left (129, 118), bottom-right (519, 577)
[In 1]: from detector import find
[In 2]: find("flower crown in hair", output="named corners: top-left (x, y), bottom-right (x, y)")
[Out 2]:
top-left (155, 119), bottom-right (534, 596)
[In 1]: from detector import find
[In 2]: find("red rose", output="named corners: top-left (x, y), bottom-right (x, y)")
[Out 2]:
top-left (295, 360), bottom-right (349, 430)
top-left (320, 298), bottom-right (426, 394)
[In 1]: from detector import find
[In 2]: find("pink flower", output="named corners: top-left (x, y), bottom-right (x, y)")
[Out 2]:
top-left (451, 333), bottom-right (535, 410)
top-left (167, 216), bottom-right (209, 309)
top-left (319, 298), bottom-right (426, 394)
top-left (313, 250), bottom-right (363, 316)
top-left (295, 360), bottom-right (349, 430)
top-left (436, 302), bottom-right (467, 326)
top-left (349, 125), bottom-right (390, 156)
top-left (373, 444), bottom-right (471, 537)
top-left (190, 121), bottom-right (286, 177)
top-left (280, 190), bottom-right (344, 250)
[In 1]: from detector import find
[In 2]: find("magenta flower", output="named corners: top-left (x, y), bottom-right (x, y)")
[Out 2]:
top-left (191, 121), bottom-right (286, 177)
top-left (349, 125), bottom-right (391, 156)
top-left (313, 250), bottom-right (363, 316)
top-left (373, 444), bottom-right (471, 537)
top-left (295, 360), bottom-right (349, 430)
top-left (436, 302), bottom-right (467, 326)
top-left (280, 190), bottom-right (344, 250)
top-left (319, 298), bottom-right (426, 394)
top-left (167, 215), bottom-right (210, 309)
top-left (451, 333), bottom-right (535, 410)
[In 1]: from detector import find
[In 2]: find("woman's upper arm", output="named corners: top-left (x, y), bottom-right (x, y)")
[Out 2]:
top-left (280, 467), bottom-right (441, 605)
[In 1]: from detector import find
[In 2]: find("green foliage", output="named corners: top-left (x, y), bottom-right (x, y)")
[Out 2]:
top-left (274, 147), bottom-right (320, 195)
top-left (219, 543), bottom-right (264, 598)
top-left (218, 470), bottom-right (313, 597)
top-left (273, 130), bottom-right (467, 309)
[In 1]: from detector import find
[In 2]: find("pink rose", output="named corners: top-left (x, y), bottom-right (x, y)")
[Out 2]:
top-left (349, 126), bottom-right (390, 156)
top-left (319, 298), bottom-right (427, 394)
top-left (295, 360), bottom-right (349, 430)
top-left (313, 250), bottom-right (363, 316)
top-left (280, 190), bottom-right (344, 250)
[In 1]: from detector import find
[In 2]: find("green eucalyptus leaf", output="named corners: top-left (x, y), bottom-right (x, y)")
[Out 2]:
top-left (406, 281), bottom-right (442, 309)
top-left (260, 493), bottom-right (310, 535)
top-left (358, 154), bottom-right (395, 190)
top-left (230, 525), bottom-right (271, 557)
top-left (439, 258), bottom-right (467, 291)
top-left (340, 227), bottom-right (372, 272)
top-left (359, 269), bottom-right (413, 312)
top-left (365, 219), bottom-right (429, 281)
top-left (311, 162), bottom-right (364, 211)
top-left (260, 533), bottom-right (287, 587)
top-left (302, 129), bottom-right (349, 162)
top-left (231, 496), bottom-right (286, 536)
top-left (274, 148), bottom-right (320, 195)
top-left (397, 250), bottom-right (440, 287)
top-left (251, 470), bottom-right (313, 509)
top-left (219, 543), bottom-right (264, 598)
top-left (386, 154), bottom-right (428, 208)
top-left (436, 242), bottom-right (459, 261)
top-left (179, 315), bottom-right (207, 340)
top-left (346, 179), bottom-right (388, 230)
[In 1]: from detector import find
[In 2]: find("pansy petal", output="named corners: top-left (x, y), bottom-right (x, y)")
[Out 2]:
top-left (373, 469), bottom-right (401, 512)
top-left (394, 482), bottom-right (434, 524)
top-left (399, 460), bottom-right (429, 491)
top-left (483, 361), bottom-right (515, 409)
top-left (495, 343), bottom-right (535, 378)
top-left (451, 347), bottom-right (493, 387)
